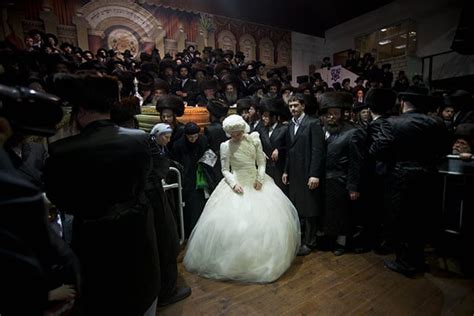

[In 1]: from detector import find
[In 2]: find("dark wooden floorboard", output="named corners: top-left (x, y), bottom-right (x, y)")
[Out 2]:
top-left (158, 251), bottom-right (474, 315)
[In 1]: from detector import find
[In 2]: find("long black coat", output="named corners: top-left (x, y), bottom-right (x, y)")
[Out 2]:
top-left (204, 120), bottom-right (228, 181)
top-left (258, 123), bottom-right (288, 192)
top-left (171, 135), bottom-right (208, 236)
top-left (44, 120), bottom-right (160, 316)
top-left (323, 123), bottom-right (366, 236)
top-left (285, 115), bottom-right (325, 217)
top-left (371, 111), bottom-right (449, 264)
top-left (173, 78), bottom-right (199, 106)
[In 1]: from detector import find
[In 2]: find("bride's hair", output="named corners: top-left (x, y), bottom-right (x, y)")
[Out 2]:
top-left (222, 114), bottom-right (250, 137)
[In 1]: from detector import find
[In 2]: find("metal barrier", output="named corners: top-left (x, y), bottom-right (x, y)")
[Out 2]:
top-left (162, 166), bottom-right (185, 245)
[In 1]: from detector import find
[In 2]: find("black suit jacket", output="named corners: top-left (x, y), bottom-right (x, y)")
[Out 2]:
top-left (204, 121), bottom-right (229, 181)
top-left (285, 115), bottom-right (325, 217)
top-left (44, 120), bottom-right (160, 315)
top-left (258, 123), bottom-right (288, 190)
top-left (173, 78), bottom-right (199, 105)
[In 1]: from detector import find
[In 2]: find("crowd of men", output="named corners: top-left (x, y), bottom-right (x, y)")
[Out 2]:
top-left (1, 29), bottom-right (474, 315)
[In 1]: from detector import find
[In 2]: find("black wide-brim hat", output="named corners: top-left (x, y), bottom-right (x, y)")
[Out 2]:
top-left (353, 102), bottom-right (370, 113)
top-left (176, 63), bottom-right (192, 73)
top-left (266, 78), bottom-right (282, 91)
top-left (259, 97), bottom-right (286, 116)
top-left (154, 79), bottom-right (170, 93)
top-left (159, 59), bottom-right (177, 71)
top-left (223, 50), bottom-right (234, 58)
top-left (398, 86), bottom-right (431, 109)
top-left (236, 97), bottom-right (252, 113)
top-left (365, 88), bottom-right (397, 113)
top-left (200, 79), bottom-right (218, 91)
top-left (235, 51), bottom-right (245, 59)
top-left (454, 123), bottom-right (474, 143)
top-left (207, 98), bottom-right (229, 119)
top-left (156, 95), bottom-right (185, 117)
top-left (136, 71), bottom-right (155, 91)
top-left (319, 91), bottom-right (353, 111)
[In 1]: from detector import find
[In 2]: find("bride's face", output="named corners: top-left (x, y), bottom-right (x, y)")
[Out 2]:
top-left (230, 130), bottom-right (244, 142)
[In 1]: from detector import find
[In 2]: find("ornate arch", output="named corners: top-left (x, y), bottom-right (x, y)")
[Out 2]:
top-left (79, 0), bottom-right (163, 44)
top-left (216, 30), bottom-right (236, 51)
top-left (277, 41), bottom-right (291, 66)
top-left (239, 34), bottom-right (256, 61)
top-left (259, 37), bottom-right (275, 66)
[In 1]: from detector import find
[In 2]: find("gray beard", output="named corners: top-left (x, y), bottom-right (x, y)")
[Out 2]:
top-left (225, 92), bottom-right (238, 103)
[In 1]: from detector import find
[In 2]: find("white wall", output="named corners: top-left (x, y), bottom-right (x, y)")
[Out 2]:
top-left (291, 32), bottom-right (327, 86)
top-left (325, 0), bottom-right (462, 57)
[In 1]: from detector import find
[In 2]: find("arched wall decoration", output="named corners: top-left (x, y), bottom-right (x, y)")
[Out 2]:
top-left (217, 30), bottom-right (236, 51)
top-left (277, 41), bottom-right (291, 66)
top-left (239, 34), bottom-right (256, 61)
top-left (259, 37), bottom-right (275, 66)
top-left (107, 28), bottom-right (140, 54)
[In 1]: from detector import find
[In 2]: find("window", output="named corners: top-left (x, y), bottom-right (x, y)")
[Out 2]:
top-left (355, 20), bottom-right (416, 61)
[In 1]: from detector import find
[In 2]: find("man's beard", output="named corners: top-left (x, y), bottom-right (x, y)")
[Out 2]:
top-left (324, 123), bottom-right (341, 135)
top-left (225, 91), bottom-right (238, 103)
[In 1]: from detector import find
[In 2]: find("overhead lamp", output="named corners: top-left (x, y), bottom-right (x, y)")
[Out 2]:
top-left (378, 40), bottom-right (392, 45)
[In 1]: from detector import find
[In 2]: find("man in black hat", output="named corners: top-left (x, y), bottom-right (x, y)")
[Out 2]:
top-left (448, 90), bottom-right (474, 128)
top-left (258, 97), bottom-right (288, 192)
top-left (156, 95), bottom-right (185, 150)
top-left (265, 78), bottom-right (282, 99)
top-left (250, 61), bottom-right (266, 85)
top-left (233, 51), bottom-right (246, 68)
top-left (321, 56), bottom-right (332, 69)
top-left (393, 71), bottom-right (409, 92)
top-left (136, 71), bottom-right (155, 106)
top-left (342, 78), bottom-right (352, 93)
top-left (374, 88), bottom-right (449, 276)
top-left (159, 59), bottom-right (179, 92)
top-left (220, 75), bottom-right (241, 107)
top-left (223, 49), bottom-right (234, 65)
top-left (236, 97), bottom-right (252, 123)
top-left (319, 92), bottom-right (365, 256)
top-left (283, 93), bottom-right (325, 256)
top-left (381, 64), bottom-right (393, 88)
top-left (196, 79), bottom-right (218, 106)
top-left (205, 98), bottom-right (229, 180)
top-left (44, 74), bottom-right (160, 315)
top-left (452, 123), bottom-right (474, 155)
top-left (237, 65), bottom-right (251, 96)
top-left (173, 63), bottom-right (198, 106)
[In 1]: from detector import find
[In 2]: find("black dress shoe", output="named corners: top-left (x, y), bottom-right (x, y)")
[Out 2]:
top-left (384, 259), bottom-right (419, 278)
top-left (333, 245), bottom-right (346, 256)
top-left (158, 286), bottom-right (192, 307)
top-left (297, 244), bottom-right (312, 256)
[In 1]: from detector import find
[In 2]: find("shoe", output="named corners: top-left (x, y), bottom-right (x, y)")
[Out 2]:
top-left (297, 244), bottom-right (312, 256)
top-left (384, 259), bottom-right (419, 278)
top-left (157, 286), bottom-right (192, 307)
top-left (333, 246), bottom-right (346, 256)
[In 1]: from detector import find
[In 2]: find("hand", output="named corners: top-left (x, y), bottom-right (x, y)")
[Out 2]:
top-left (48, 284), bottom-right (76, 301)
top-left (349, 191), bottom-right (360, 201)
top-left (282, 173), bottom-right (288, 185)
top-left (307, 177), bottom-right (320, 190)
top-left (459, 153), bottom-right (472, 161)
top-left (271, 149), bottom-right (279, 161)
top-left (254, 181), bottom-right (262, 190)
top-left (233, 184), bottom-right (244, 194)
top-left (0, 117), bottom-right (13, 147)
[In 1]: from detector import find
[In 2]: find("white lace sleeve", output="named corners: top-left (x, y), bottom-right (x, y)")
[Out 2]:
top-left (220, 141), bottom-right (237, 188)
top-left (250, 132), bottom-right (266, 183)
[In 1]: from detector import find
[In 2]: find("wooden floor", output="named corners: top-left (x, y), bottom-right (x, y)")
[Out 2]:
top-left (158, 251), bottom-right (474, 315)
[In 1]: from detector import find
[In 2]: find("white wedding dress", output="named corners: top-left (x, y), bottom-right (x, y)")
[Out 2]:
top-left (184, 132), bottom-right (300, 283)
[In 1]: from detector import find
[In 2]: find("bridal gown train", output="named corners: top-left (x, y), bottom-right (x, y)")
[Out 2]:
top-left (184, 132), bottom-right (300, 283)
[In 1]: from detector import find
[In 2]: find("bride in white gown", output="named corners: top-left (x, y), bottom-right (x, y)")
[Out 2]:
top-left (184, 114), bottom-right (300, 283)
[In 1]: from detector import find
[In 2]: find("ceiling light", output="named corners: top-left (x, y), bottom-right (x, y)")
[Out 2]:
top-left (381, 28), bottom-right (387, 32)
top-left (378, 40), bottom-right (391, 45)
top-left (395, 44), bottom-right (406, 49)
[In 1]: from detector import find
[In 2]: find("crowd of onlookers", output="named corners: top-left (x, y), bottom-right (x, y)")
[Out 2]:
top-left (1, 29), bottom-right (474, 315)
